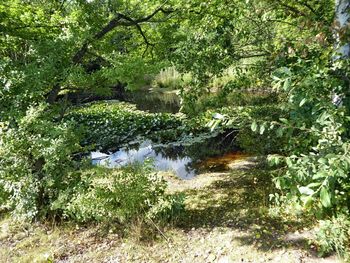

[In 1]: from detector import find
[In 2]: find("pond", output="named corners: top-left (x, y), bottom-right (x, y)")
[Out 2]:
top-left (91, 131), bottom-right (248, 179)
top-left (124, 89), bottom-right (181, 113)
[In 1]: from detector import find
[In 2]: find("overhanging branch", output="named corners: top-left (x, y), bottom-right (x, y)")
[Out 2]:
top-left (72, 6), bottom-right (174, 65)
top-left (48, 6), bottom-right (175, 103)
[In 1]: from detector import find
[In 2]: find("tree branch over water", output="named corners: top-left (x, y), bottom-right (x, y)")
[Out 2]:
top-left (48, 5), bottom-right (175, 103)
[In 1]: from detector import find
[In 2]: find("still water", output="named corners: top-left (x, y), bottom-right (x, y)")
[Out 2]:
top-left (92, 132), bottom-right (247, 179)
top-left (124, 90), bottom-right (181, 113)
top-left (92, 140), bottom-right (195, 179)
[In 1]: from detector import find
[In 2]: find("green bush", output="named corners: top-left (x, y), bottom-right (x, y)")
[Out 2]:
top-left (265, 60), bottom-right (350, 217)
top-left (236, 105), bottom-right (287, 154)
top-left (56, 161), bottom-right (184, 223)
top-left (0, 104), bottom-right (81, 220)
top-left (202, 104), bottom-right (285, 155)
top-left (0, 104), bottom-right (184, 224)
top-left (237, 126), bottom-right (285, 155)
top-left (315, 214), bottom-right (350, 259)
top-left (181, 89), bottom-right (279, 116)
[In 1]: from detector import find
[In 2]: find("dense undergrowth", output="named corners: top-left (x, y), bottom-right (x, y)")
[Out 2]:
top-left (55, 161), bottom-right (184, 224)
top-left (0, 103), bottom-right (184, 225)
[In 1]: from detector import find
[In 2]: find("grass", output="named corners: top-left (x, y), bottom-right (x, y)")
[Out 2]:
top-left (0, 159), bottom-right (340, 262)
top-left (152, 66), bottom-right (192, 90)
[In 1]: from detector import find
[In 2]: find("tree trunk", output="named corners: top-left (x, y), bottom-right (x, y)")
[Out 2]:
top-left (335, 0), bottom-right (350, 58)
top-left (332, 0), bottom-right (350, 106)
top-left (46, 83), bottom-right (61, 104)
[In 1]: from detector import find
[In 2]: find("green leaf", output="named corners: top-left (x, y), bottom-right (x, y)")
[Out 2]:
top-left (276, 127), bottom-right (283, 137)
top-left (282, 78), bottom-right (291, 91)
top-left (320, 187), bottom-right (331, 208)
top-left (259, 124), bottom-right (266, 135)
top-left (299, 186), bottom-right (314, 196)
top-left (267, 155), bottom-right (282, 166)
top-left (251, 121), bottom-right (258, 132)
top-left (299, 98), bottom-right (307, 107)
top-left (286, 157), bottom-right (293, 167)
top-left (318, 158), bottom-right (327, 164)
top-left (301, 195), bottom-right (314, 208)
top-left (306, 182), bottom-right (321, 188)
top-left (280, 118), bottom-right (289, 124)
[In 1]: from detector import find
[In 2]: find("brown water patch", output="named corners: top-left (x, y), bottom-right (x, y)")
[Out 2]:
top-left (197, 152), bottom-right (250, 172)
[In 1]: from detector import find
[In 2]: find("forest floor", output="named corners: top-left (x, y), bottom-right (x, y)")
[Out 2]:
top-left (0, 158), bottom-right (340, 263)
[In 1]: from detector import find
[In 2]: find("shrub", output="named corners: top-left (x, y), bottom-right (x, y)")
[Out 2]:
top-left (315, 214), bottom-right (350, 259)
top-left (202, 105), bottom-right (285, 155)
top-left (265, 61), bottom-right (350, 216)
top-left (56, 161), bottom-right (184, 223)
top-left (0, 104), bottom-right (184, 224)
top-left (0, 104), bottom-right (81, 220)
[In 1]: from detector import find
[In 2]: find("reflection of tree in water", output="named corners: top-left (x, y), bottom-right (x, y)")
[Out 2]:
top-left (153, 145), bottom-right (186, 160)
top-left (114, 130), bottom-right (239, 176)
top-left (124, 91), bottom-right (180, 114)
top-left (184, 161), bottom-right (196, 176)
top-left (153, 130), bottom-right (239, 163)
top-left (184, 131), bottom-right (238, 161)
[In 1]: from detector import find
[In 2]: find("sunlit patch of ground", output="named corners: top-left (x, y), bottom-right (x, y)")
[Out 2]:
top-left (0, 158), bottom-right (340, 262)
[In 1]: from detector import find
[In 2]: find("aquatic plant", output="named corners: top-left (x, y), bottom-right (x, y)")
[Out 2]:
top-left (67, 101), bottom-right (184, 150)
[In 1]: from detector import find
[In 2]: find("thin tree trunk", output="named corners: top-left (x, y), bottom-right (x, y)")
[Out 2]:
top-left (335, 0), bottom-right (350, 58)
top-left (332, 0), bottom-right (350, 105)
top-left (46, 83), bottom-right (61, 104)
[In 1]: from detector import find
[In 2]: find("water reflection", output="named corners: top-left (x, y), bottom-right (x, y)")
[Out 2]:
top-left (92, 141), bottom-right (195, 179)
top-left (91, 130), bottom-right (248, 179)
top-left (124, 90), bottom-right (180, 113)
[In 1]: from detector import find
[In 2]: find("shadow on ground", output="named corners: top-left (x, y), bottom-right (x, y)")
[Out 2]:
top-left (173, 166), bottom-right (315, 253)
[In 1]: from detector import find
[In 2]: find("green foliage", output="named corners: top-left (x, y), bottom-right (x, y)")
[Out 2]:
top-left (185, 90), bottom-right (279, 116)
top-left (67, 101), bottom-right (222, 150)
top-left (1, 0), bottom-right (350, 257)
top-left (0, 0), bottom-right (176, 119)
top-left (0, 103), bottom-right (184, 223)
top-left (107, 57), bottom-right (167, 91)
top-left (265, 58), bottom-right (350, 217)
top-left (203, 104), bottom-right (286, 154)
top-left (67, 101), bottom-right (184, 150)
top-left (55, 161), bottom-right (184, 223)
top-left (314, 214), bottom-right (350, 259)
top-left (0, 104), bottom-right (81, 220)
top-left (179, 62), bottom-right (277, 115)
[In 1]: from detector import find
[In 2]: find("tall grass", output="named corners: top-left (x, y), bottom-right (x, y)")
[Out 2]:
top-left (152, 67), bottom-right (192, 90)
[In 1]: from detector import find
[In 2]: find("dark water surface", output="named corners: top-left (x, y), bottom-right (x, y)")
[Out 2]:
top-left (92, 132), bottom-right (246, 179)
top-left (124, 90), bottom-right (181, 113)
